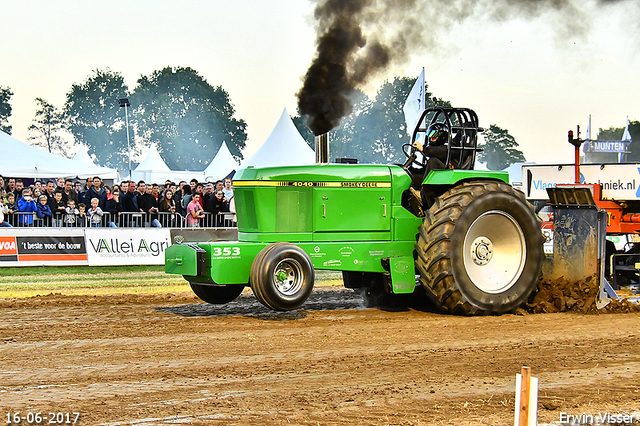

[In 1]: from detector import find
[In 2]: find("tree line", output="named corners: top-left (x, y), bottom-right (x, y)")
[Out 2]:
top-left (1, 67), bottom-right (248, 174)
top-left (0, 70), bottom-right (586, 172)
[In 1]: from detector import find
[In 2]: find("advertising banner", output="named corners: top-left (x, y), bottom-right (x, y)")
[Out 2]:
top-left (522, 163), bottom-right (640, 201)
top-left (584, 140), bottom-right (630, 153)
top-left (84, 228), bottom-right (172, 266)
top-left (0, 229), bottom-right (87, 266)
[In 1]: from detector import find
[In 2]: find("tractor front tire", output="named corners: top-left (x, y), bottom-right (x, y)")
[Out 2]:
top-left (415, 181), bottom-right (544, 315)
top-left (250, 243), bottom-right (315, 311)
top-left (190, 282), bottom-right (245, 305)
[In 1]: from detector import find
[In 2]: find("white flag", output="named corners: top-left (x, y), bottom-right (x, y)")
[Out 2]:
top-left (622, 116), bottom-right (632, 141)
top-left (403, 69), bottom-right (425, 137)
top-left (584, 115), bottom-right (591, 154)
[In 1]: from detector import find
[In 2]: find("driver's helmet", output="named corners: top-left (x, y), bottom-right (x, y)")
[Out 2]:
top-left (426, 123), bottom-right (448, 146)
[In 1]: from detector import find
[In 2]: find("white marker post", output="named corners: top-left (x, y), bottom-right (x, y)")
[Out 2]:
top-left (514, 366), bottom-right (539, 426)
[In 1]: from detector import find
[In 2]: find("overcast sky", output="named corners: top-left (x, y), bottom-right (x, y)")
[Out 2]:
top-left (1, 0), bottom-right (638, 165)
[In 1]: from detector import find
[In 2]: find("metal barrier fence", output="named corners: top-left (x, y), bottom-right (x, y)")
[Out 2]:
top-left (2, 211), bottom-right (237, 229)
top-left (199, 212), bottom-right (237, 228)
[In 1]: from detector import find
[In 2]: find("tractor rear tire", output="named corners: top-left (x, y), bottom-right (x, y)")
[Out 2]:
top-left (415, 181), bottom-right (544, 315)
top-left (190, 282), bottom-right (245, 305)
top-left (250, 243), bottom-right (315, 311)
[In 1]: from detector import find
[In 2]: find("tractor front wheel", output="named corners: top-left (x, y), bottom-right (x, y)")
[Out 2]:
top-left (190, 283), bottom-right (245, 305)
top-left (415, 181), bottom-right (544, 315)
top-left (250, 243), bottom-right (315, 311)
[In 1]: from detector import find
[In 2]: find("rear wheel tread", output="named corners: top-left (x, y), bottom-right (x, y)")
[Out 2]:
top-left (415, 181), bottom-right (543, 315)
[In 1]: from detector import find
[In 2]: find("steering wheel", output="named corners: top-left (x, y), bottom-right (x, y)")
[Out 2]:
top-left (402, 142), bottom-right (425, 170)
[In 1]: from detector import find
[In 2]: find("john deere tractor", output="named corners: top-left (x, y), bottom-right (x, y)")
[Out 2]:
top-left (165, 107), bottom-right (544, 315)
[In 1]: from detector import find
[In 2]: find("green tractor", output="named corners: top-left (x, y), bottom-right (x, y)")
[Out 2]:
top-left (165, 107), bottom-right (544, 315)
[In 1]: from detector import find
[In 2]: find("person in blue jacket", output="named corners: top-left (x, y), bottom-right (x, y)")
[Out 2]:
top-left (17, 188), bottom-right (37, 226)
top-left (36, 194), bottom-right (52, 226)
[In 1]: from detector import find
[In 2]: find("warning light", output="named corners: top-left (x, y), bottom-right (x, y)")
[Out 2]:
top-left (568, 129), bottom-right (582, 147)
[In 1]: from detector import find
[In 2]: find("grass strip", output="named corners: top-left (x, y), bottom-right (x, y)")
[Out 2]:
top-left (0, 266), bottom-right (344, 298)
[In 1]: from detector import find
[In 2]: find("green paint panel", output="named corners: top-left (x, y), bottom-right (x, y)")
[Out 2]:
top-left (233, 164), bottom-right (403, 240)
top-left (196, 241), bottom-right (267, 285)
top-left (392, 206), bottom-right (423, 241)
top-left (423, 169), bottom-right (509, 185)
top-left (165, 244), bottom-right (201, 276)
top-left (239, 232), bottom-right (313, 243)
top-left (389, 256), bottom-right (417, 294)
top-left (235, 164), bottom-right (395, 183)
top-left (313, 188), bottom-right (391, 232)
top-left (295, 241), bottom-right (416, 273)
top-left (276, 188), bottom-right (313, 233)
top-left (170, 239), bottom-right (418, 292)
top-left (312, 231), bottom-right (391, 242)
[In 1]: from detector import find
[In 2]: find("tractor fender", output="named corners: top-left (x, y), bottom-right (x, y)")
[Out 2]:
top-left (422, 169), bottom-right (509, 187)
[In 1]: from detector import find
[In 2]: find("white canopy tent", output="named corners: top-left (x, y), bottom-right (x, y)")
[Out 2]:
top-left (203, 141), bottom-right (239, 181)
top-left (0, 130), bottom-right (118, 179)
top-left (241, 108), bottom-right (315, 168)
top-left (130, 143), bottom-right (204, 184)
top-left (72, 145), bottom-right (96, 166)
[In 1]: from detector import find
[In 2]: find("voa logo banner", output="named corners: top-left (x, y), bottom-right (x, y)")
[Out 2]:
top-left (85, 228), bottom-right (172, 265)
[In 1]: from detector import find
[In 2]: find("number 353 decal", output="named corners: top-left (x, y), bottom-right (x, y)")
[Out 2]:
top-left (212, 247), bottom-right (241, 256)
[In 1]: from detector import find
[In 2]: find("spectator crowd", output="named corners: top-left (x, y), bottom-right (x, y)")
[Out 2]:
top-left (0, 174), bottom-right (235, 228)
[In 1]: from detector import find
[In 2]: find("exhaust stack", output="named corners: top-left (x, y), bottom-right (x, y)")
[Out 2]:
top-left (315, 133), bottom-right (329, 164)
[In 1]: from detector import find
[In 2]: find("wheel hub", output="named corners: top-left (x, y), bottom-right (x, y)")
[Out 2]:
top-left (462, 210), bottom-right (526, 294)
top-left (273, 259), bottom-right (304, 296)
top-left (276, 270), bottom-right (288, 282)
top-left (470, 237), bottom-right (493, 265)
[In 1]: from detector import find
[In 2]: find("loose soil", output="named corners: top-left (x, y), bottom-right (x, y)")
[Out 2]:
top-left (1, 287), bottom-right (639, 425)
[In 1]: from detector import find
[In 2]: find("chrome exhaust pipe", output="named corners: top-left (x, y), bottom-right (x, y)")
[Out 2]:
top-left (315, 133), bottom-right (329, 164)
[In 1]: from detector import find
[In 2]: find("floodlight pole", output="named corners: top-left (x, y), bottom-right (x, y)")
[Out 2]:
top-left (119, 98), bottom-right (132, 177)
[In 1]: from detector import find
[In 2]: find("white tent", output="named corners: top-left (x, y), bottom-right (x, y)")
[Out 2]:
top-left (0, 130), bottom-right (118, 179)
top-left (134, 143), bottom-right (171, 174)
top-left (73, 145), bottom-right (97, 165)
top-left (241, 108), bottom-right (315, 168)
top-left (130, 143), bottom-right (204, 184)
top-left (203, 141), bottom-right (239, 181)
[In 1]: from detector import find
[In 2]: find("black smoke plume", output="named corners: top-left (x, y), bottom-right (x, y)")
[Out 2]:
top-left (297, 0), bottom-right (631, 136)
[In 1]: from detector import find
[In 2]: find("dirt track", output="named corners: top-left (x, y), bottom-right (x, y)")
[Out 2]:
top-left (1, 288), bottom-right (639, 426)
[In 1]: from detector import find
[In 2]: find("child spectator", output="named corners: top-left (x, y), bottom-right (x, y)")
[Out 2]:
top-left (88, 198), bottom-right (104, 227)
top-left (4, 193), bottom-right (17, 226)
top-left (0, 197), bottom-right (12, 227)
top-left (17, 189), bottom-right (37, 226)
top-left (52, 191), bottom-right (65, 227)
top-left (223, 178), bottom-right (234, 201)
top-left (77, 203), bottom-right (87, 226)
top-left (64, 199), bottom-right (79, 227)
top-left (186, 193), bottom-right (205, 227)
top-left (36, 194), bottom-right (52, 226)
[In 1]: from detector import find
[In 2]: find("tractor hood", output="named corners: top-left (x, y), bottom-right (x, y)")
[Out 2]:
top-left (234, 163), bottom-right (397, 186)
top-left (232, 164), bottom-right (415, 242)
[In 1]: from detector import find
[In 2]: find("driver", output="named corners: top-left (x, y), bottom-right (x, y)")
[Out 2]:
top-left (412, 122), bottom-right (449, 174)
